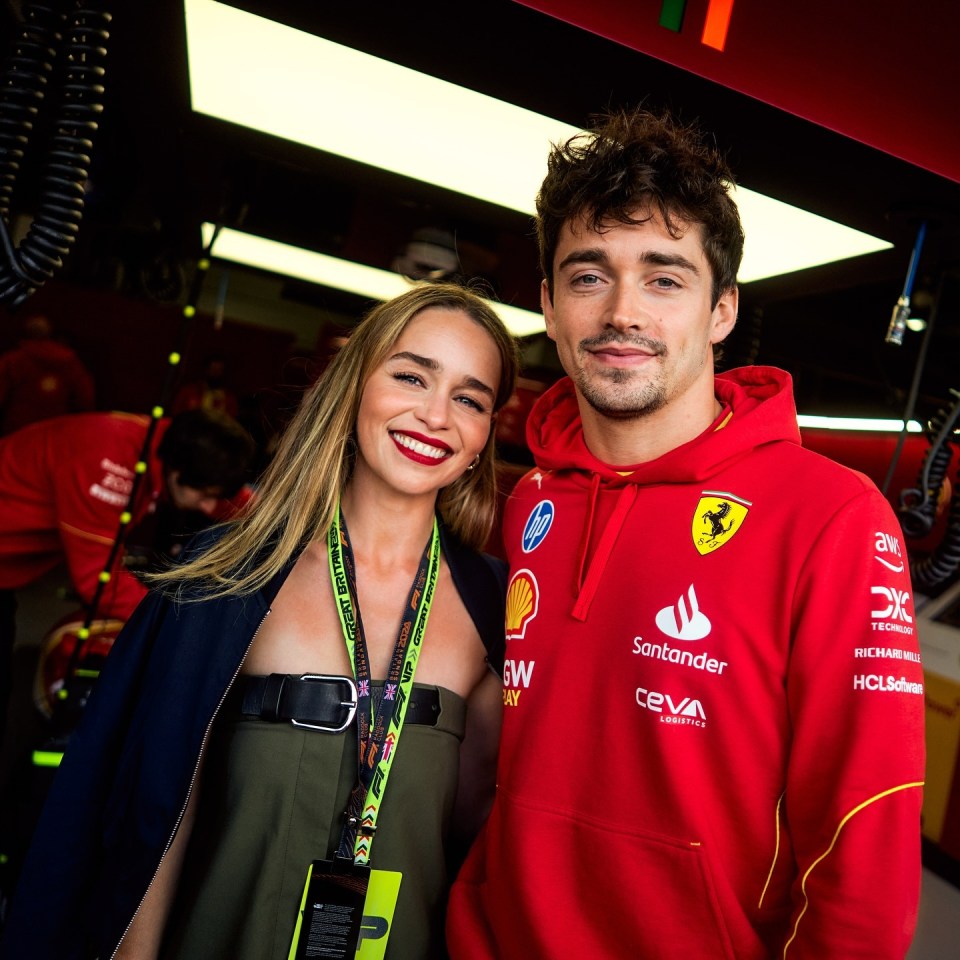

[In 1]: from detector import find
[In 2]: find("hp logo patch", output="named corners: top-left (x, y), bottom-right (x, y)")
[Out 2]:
top-left (522, 500), bottom-right (554, 553)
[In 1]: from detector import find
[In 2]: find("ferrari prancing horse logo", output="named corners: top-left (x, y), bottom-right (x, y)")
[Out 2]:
top-left (693, 492), bottom-right (751, 555)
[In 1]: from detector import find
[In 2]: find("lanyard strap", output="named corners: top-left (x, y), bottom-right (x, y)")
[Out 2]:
top-left (327, 504), bottom-right (441, 864)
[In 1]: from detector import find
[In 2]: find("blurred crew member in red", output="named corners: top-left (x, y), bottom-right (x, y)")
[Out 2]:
top-left (0, 408), bottom-right (255, 744)
top-left (0, 314), bottom-right (95, 435)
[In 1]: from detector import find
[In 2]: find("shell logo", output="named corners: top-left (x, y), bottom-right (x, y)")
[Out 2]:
top-left (506, 569), bottom-right (539, 640)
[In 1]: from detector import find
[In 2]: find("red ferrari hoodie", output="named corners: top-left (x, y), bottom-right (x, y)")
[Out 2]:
top-left (448, 366), bottom-right (924, 959)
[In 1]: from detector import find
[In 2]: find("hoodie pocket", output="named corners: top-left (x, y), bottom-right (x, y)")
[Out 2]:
top-left (453, 789), bottom-right (741, 960)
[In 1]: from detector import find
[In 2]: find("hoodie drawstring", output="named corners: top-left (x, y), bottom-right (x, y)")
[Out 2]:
top-left (572, 482), bottom-right (638, 622)
top-left (576, 473), bottom-right (601, 595)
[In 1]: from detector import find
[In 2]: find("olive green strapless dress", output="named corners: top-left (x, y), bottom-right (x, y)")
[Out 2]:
top-left (160, 682), bottom-right (466, 960)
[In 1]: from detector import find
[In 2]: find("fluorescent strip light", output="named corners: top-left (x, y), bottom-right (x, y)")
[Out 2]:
top-left (185, 0), bottom-right (571, 218)
top-left (797, 415), bottom-right (923, 433)
top-left (184, 0), bottom-right (892, 284)
top-left (201, 224), bottom-right (546, 337)
top-left (733, 188), bottom-right (890, 282)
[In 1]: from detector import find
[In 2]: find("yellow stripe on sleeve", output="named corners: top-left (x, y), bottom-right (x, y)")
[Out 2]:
top-left (782, 781), bottom-right (924, 957)
top-left (59, 521), bottom-right (116, 546)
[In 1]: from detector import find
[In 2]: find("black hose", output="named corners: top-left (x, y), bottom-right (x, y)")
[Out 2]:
top-left (902, 390), bottom-right (960, 592)
top-left (899, 391), bottom-right (960, 538)
top-left (0, 2), bottom-right (111, 306)
top-left (911, 472), bottom-right (960, 593)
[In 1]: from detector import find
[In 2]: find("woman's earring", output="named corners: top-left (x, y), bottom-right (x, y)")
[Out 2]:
top-left (466, 454), bottom-right (480, 472)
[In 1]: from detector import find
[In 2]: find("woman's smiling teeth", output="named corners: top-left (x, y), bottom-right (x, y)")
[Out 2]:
top-left (390, 431), bottom-right (450, 460)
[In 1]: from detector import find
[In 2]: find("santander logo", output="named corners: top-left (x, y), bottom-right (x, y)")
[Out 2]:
top-left (655, 584), bottom-right (712, 641)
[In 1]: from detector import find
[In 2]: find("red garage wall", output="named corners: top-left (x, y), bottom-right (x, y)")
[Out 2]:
top-left (519, 0), bottom-right (960, 184)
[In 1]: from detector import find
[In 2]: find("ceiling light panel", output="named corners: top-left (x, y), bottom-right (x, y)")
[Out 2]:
top-left (185, 0), bottom-right (575, 216)
top-left (185, 0), bottom-right (892, 288)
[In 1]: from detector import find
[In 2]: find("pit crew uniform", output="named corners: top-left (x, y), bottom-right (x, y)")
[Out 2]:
top-left (0, 412), bottom-right (169, 620)
top-left (448, 365), bottom-right (925, 960)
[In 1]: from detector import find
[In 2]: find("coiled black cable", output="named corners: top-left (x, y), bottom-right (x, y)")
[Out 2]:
top-left (911, 472), bottom-right (960, 593)
top-left (899, 390), bottom-right (960, 538)
top-left (0, 1), bottom-right (110, 306)
top-left (900, 389), bottom-right (960, 591)
top-left (0, 5), bottom-right (59, 222)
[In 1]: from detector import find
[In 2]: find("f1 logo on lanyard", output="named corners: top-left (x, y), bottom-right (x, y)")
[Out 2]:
top-left (522, 500), bottom-right (554, 553)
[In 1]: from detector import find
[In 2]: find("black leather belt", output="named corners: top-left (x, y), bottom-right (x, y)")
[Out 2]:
top-left (237, 674), bottom-right (441, 731)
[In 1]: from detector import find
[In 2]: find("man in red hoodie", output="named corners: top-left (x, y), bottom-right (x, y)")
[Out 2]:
top-left (0, 408), bottom-right (255, 746)
top-left (447, 109), bottom-right (925, 958)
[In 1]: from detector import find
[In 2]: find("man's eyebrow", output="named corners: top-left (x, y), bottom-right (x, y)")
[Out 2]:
top-left (556, 247), bottom-right (608, 272)
top-left (641, 251), bottom-right (701, 275)
top-left (388, 351), bottom-right (496, 399)
top-left (556, 247), bottom-right (701, 276)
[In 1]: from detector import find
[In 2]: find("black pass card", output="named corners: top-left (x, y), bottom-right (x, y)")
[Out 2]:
top-left (292, 858), bottom-right (371, 959)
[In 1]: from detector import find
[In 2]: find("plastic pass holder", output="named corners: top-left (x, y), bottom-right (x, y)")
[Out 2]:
top-left (289, 859), bottom-right (401, 960)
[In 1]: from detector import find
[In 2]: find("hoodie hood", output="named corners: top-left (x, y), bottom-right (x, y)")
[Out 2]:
top-left (524, 365), bottom-right (801, 620)
top-left (526, 365), bottom-right (801, 486)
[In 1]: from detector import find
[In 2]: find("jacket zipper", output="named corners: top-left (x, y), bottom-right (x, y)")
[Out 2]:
top-left (107, 607), bottom-right (271, 959)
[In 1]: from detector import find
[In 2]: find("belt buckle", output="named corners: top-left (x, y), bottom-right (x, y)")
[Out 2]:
top-left (292, 674), bottom-right (358, 733)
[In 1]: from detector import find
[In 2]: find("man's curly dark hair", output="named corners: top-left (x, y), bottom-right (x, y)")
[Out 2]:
top-left (536, 108), bottom-right (744, 308)
top-left (158, 408), bottom-right (255, 498)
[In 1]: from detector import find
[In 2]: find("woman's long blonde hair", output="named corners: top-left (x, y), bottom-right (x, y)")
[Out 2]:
top-left (151, 282), bottom-right (520, 598)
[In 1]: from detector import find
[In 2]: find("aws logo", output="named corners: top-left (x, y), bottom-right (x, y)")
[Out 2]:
top-left (506, 569), bottom-right (539, 640)
top-left (874, 530), bottom-right (905, 573)
top-left (659, 0), bottom-right (736, 51)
